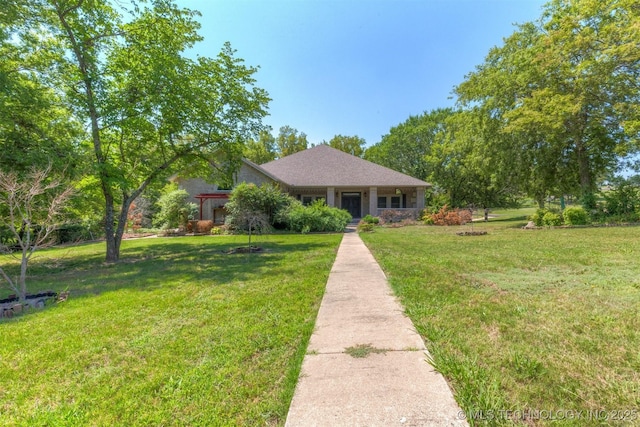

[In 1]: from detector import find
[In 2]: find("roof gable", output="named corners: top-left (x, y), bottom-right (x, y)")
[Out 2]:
top-left (258, 145), bottom-right (430, 187)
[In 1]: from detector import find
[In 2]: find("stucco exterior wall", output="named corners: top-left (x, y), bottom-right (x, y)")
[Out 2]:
top-left (235, 163), bottom-right (275, 186)
top-left (175, 162), bottom-right (277, 222)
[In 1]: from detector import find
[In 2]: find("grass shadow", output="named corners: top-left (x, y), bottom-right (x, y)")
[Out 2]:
top-left (1, 235), bottom-right (338, 300)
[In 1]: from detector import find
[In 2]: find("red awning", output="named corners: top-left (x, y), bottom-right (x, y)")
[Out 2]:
top-left (194, 193), bottom-right (229, 220)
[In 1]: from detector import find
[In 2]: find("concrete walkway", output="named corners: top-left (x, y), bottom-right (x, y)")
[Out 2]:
top-left (285, 230), bottom-right (468, 427)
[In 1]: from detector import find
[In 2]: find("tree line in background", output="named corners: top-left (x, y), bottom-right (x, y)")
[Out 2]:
top-left (365, 0), bottom-right (640, 211)
top-left (243, 125), bottom-right (367, 164)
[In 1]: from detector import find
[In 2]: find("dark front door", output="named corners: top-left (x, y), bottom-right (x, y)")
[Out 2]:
top-left (341, 193), bottom-right (361, 218)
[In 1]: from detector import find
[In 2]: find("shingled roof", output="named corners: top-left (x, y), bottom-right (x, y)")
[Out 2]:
top-left (258, 145), bottom-right (430, 187)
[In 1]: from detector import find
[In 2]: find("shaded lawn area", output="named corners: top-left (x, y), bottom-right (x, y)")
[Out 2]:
top-left (0, 234), bottom-right (342, 426)
top-left (360, 220), bottom-right (640, 426)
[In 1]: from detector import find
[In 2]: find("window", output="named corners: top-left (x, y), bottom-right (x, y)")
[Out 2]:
top-left (391, 196), bottom-right (401, 208)
top-left (377, 196), bottom-right (387, 209)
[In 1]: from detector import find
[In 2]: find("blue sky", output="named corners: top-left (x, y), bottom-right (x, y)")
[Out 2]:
top-left (178, 0), bottom-right (547, 147)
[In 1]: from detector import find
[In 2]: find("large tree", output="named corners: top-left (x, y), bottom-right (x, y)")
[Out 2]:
top-left (364, 109), bottom-right (454, 181)
top-left (244, 129), bottom-right (277, 164)
top-left (6, 0), bottom-right (269, 262)
top-left (0, 4), bottom-right (80, 177)
top-left (276, 126), bottom-right (308, 157)
top-left (456, 0), bottom-right (640, 207)
top-left (326, 134), bottom-right (366, 157)
top-left (426, 110), bottom-right (522, 208)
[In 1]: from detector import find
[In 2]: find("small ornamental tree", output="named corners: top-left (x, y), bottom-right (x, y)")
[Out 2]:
top-left (224, 182), bottom-right (294, 230)
top-left (0, 168), bottom-right (73, 303)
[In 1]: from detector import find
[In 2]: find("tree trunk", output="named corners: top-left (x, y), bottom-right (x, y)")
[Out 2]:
top-left (105, 194), bottom-right (137, 263)
top-left (18, 248), bottom-right (28, 304)
top-left (104, 193), bottom-right (119, 263)
top-left (575, 133), bottom-right (595, 209)
top-left (16, 227), bottom-right (32, 303)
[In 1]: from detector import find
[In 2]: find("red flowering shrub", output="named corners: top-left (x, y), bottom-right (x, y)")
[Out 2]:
top-left (195, 220), bottom-right (214, 233)
top-left (424, 205), bottom-right (472, 226)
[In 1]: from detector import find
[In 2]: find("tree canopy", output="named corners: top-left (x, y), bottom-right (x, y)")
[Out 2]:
top-left (4, 0), bottom-right (270, 261)
top-left (456, 0), bottom-right (640, 207)
top-left (326, 135), bottom-right (366, 157)
top-left (244, 129), bottom-right (277, 164)
top-left (367, 0), bottom-right (640, 209)
top-left (276, 125), bottom-right (308, 157)
top-left (364, 109), bottom-right (453, 182)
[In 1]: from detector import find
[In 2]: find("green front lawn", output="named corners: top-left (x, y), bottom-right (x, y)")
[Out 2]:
top-left (0, 234), bottom-right (342, 426)
top-left (360, 217), bottom-right (640, 426)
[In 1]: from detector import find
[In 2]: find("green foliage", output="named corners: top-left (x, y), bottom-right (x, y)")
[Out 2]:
top-left (563, 206), bottom-right (589, 226)
top-left (357, 223), bottom-right (375, 233)
top-left (364, 109), bottom-right (453, 181)
top-left (225, 182), bottom-right (295, 231)
top-left (0, 26), bottom-right (82, 178)
top-left (277, 126), bottom-right (308, 157)
top-left (425, 188), bottom-right (450, 214)
top-left (455, 0), bottom-right (640, 204)
top-left (530, 208), bottom-right (564, 227)
top-left (244, 129), bottom-right (277, 164)
top-left (153, 189), bottom-right (197, 229)
top-left (529, 208), bottom-right (547, 227)
top-left (602, 179), bottom-right (640, 222)
top-left (287, 200), bottom-right (352, 233)
top-left (326, 135), bottom-right (366, 157)
top-left (542, 211), bottom-right (562, 227)
top-left (361, 214), bottom-right (380, 225)
top-left (53, 224), bottom-right (92, 244)
top-left (7, 1), bottom-right (270, 262)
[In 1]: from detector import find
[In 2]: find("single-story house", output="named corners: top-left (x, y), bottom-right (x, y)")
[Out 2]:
top-left (176, 144), bottom-right (431, 222)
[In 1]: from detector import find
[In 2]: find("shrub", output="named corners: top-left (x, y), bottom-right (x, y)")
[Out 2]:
top-left (426, 205), bottom-right (472, 226)
top-left (53, 224), bottom-right (88, 244)
top-left (190, 220), bottom-right (214, 234)
top-left (542, 211), bottom-right (562, 227)
top-left (361, 214), bottom-right (380, 224)
top-left (210, 227), bottom-right (222, 235)
top-left (154, 189), bottom-right (197, 230)
top-left (602, 179), bottom-right (640, 222)
top-left (357, 222), bottom-right (375, 233)
top-left (529, 208), bottom-right (547, 227)
top-left (563, 206), bottom-right (589, 225)
top-left (225, 182), bottom-right (295, 231)
top-left (287, 200), bottom-right (351, 233)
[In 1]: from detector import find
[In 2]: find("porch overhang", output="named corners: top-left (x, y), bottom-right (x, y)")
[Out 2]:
top-left (194, 193), bottom-right (229, 221)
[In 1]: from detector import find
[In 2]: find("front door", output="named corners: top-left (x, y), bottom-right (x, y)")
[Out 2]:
top-left (341, 192), bottom-right (361, 218)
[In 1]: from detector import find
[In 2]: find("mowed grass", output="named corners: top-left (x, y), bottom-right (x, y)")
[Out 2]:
top-left (0, 234), bottom-right (342, 426)
top-left (360, 216), bottom-right (640, 426)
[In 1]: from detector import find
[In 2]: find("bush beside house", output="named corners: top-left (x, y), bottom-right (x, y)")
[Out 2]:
top-left (225, 183), bottom-right (351, 234)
